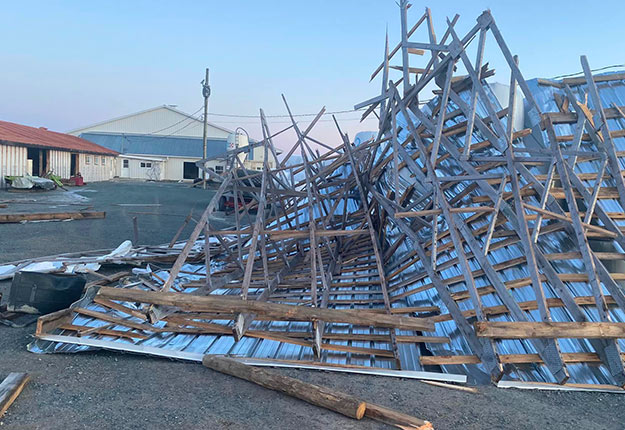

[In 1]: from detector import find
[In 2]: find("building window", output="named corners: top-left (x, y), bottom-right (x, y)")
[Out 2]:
top-left (86, 155), bottom-right (91, 165)
top-left (94, 156), bottom-right (99, 165)
top-left (140, 162), bottom-right (146, 168)
top-left (123, 159), bottom-right (129, 168)
top-left (140, 162), bottom-right (152, 168)
top-left (215, 165), bottom-right (224, 174)
top-left (101, 157), bottom-right (106, 166)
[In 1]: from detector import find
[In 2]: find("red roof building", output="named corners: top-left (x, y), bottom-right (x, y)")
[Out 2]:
top-left (0, 120), bottom-right (118, 155)
top-left (0, 120), bottom-right (118, 187)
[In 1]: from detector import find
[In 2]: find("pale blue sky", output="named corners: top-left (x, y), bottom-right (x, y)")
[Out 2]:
top-left (1, 1), bottom-right (623, 149)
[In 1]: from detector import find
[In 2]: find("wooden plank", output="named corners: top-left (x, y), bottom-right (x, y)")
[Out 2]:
top-left (395, 207), bottom-right (493, 217)
top-left (35, 308), bottom-right (73, 336)
top-left (475, 322), bottom-right (625, 339)
top-left (93, 297), bottom-right (148, 321)
top-left (0, 211), bottom-right (105, 223)
top-left (59, 324), bottom-right (149, 340)
top-left (369, 10), bottom-right (427, 81)
top-left (497, 380), bottom-right (625, 393)
top-left (0, 373), bottom-right (30, 416)
top-left (420, 352), bottom-right (625, 366)
top-left (420, 380), bottom-right (478, 393)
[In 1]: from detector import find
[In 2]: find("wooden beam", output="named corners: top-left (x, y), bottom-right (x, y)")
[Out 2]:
top-left (475, 322), bottom-right (625, 339)
top-left (0, 373), bottom-right (30, 416)
top-left (395, 207), bottom-right (493, 217)
top-left (96, 287), bottom-right (434, 331)
top-left (35, 308), bottom-right (73, 336)
top-left (0, 211), bottom-right (105, 223)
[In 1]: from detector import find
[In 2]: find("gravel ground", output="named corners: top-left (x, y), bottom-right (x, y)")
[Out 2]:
top-left (1, 181), bottom-right (625, 429)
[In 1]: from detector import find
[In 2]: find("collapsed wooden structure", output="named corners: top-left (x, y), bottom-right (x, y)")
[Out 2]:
top-left (30, 2), bottom-right (625, 390)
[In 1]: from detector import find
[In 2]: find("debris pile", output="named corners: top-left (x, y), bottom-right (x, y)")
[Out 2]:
top-left (12, 1), bottom-right (625, 427)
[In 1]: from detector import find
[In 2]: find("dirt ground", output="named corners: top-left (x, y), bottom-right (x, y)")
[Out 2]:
top-left (1, 181), bottom-right (625, 429)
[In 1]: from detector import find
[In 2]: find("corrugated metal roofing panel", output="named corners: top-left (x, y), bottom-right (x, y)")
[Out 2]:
top-left (0, 120), bottom-right (118, 155)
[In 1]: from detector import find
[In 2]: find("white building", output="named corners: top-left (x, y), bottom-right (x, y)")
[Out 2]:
top-left (68, 105), bottom-right (271, 181)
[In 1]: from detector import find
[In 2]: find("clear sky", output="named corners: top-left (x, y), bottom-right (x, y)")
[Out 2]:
top-left (1, 0), bottom-right (623, 151)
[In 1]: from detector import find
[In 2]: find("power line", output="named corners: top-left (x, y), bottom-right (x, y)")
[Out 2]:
top-left (208, 116), bottom-right (379, 125)
top-left (122, 110), bottom-right (202, 147)
top-left (121, 105), bottom-right (378, 136)
top-left (207, 108), bottom-right (366, 119)
top-left (550, 64), bottom-right (625, 80)
top-left (142, 105), bottom-right (204, 135)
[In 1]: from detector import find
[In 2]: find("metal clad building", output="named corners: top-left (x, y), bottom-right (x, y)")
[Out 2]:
top-left (80, 132), bottom-right (229, 181)
top-left (68, 105), bottom-right (231, 139)
top-left (70, 105), bottom-right (268, 181)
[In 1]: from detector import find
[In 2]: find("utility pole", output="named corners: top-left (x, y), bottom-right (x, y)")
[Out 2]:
top-left (201, 68), bottom-right (211, 189)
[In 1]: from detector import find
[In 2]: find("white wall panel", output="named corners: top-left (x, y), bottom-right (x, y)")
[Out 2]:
top-left (48, 150), bottom-right (71, 178)
top-left (0, 144), bottom-right (28, 188)
top-left (118, 158), bottom-right (163, 180)
top-left (79, 154), bottom-right (115, 183)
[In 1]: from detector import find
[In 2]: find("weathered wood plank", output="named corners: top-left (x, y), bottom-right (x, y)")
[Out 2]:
top-left (475, 322), bottom-right (625, 339)
top-left (97, 287), bottom-right (435, 331)
top-left (0, 373), bottom-right (30, 416)
top-left (0, 211), bottom-right (105, 223)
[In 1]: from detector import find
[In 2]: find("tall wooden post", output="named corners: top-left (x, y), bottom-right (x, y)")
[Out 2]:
top-left (201, 68), bottom-right (210, 189)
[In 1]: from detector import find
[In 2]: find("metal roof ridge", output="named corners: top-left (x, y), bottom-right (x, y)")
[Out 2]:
top-left (66, 105), bottom-right (235, 136)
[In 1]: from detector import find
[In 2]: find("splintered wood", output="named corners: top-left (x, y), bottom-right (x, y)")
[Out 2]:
top-left (32, 0), bottom-right (625, 416)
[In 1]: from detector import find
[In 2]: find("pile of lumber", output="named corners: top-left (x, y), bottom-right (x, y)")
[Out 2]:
top-left (25, 2), bottom-right (625, 427)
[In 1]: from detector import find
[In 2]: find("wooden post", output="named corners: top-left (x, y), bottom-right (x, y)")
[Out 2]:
top-left (202, 355), bottom-right (366, 420)
top-left (132, 216), bottom-right (139, 245)
top-left (202, 355), bottom-right (432, 428)
top-left (201, 68), bottom-right (210, 190)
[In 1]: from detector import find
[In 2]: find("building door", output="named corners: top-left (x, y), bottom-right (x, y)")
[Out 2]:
top-left (183, 162), bottom-right (199, 180)
top-left (70, 154), bottom-right (79, 176)
top-left (121, 159), bottom-right (130, 178)
top-left (26, 147), bottom-right (48, 176)
top-left (40, 150), bottom-right (48, 175)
